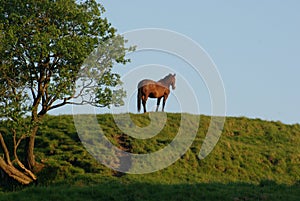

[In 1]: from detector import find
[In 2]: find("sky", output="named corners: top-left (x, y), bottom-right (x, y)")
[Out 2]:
top-left (54, 1), bottom-right (300, 124)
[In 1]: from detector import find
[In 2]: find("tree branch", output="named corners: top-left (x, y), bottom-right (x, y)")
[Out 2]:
top-left (13, 129), bottom-right (37, 181)
top-left (0, 133), bottom-right (12, 166)
top-left (47, 97), bottom-right (74, 111)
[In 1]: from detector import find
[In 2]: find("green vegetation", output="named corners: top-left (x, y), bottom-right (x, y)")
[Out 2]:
top-left (0, 0), bottom-right (131, 184)
top-left (0, 182), bottom-right (299, 201)
top-left (0, 113), bottom-right (299, 200)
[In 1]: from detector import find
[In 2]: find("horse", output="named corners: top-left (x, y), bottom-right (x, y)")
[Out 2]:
top-left (137, 73), bottom-right (176, 113)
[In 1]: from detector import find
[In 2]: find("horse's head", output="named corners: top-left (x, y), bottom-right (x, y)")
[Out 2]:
top-left (170, 73), bottom-right (176, 90)
top-left (159, 73), bottom-right (176, 90)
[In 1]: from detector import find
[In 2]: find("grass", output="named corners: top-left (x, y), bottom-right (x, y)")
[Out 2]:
top-left (0, 113), bottom-right (299, 200)
top-left (0, 181), bottom-right (299, 201)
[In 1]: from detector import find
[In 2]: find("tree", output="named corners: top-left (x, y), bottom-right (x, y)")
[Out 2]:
top-left (0, 0), bottom-right (132, 184)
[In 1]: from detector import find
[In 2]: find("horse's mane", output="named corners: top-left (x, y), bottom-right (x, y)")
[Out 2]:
top-left (158, 74), bottom-right (172, 83)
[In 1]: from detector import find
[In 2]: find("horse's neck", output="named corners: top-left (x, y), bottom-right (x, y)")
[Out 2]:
top-left (158, 79), bottom-right (171, 88)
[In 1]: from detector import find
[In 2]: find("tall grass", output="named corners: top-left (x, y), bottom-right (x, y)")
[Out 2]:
top-left (0, 113), bottom-right (299, 200)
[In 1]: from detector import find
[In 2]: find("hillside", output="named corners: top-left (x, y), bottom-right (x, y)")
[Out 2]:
top-left (0, 113), bottom-right (299, 200)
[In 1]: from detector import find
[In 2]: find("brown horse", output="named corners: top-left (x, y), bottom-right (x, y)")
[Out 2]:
top-left (137, 73), bottom-right (176, 113)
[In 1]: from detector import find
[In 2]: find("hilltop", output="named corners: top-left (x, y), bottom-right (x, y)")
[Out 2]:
top-left (0, 113), bottom-right (299, 200)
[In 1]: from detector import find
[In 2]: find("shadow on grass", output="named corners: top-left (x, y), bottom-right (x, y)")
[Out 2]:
top-left (0, 180), bottom-right (299, 201)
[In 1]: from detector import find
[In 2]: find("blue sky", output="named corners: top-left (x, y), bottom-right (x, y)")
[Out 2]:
top-left (54, 1), bottom-right (300, 124)
top-left (98, 1), bottom-right (300, 124)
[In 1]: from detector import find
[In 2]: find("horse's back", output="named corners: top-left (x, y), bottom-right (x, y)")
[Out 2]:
top-left (138, 79), bottom-right (156, 88)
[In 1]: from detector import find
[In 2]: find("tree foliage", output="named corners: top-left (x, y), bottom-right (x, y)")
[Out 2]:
top-left (0, 0), bottom-right (132, 184)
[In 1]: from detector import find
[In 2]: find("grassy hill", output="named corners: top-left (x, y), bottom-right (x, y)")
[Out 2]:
top-left (0, 113), bottom-right (299, 200)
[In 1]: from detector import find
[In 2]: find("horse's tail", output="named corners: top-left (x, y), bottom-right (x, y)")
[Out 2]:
top-left (137, 86), bottom-right (142, 112)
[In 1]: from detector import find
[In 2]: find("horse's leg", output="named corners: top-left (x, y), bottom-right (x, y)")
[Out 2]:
top-left (156, 97), bottom-right (162, 112)
top-left (142, 95), bottom-right (148, 113)
top-left (162, 95), bottom-right (168, 112)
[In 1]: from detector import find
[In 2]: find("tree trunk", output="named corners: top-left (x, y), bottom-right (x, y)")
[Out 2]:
top-left (0, 133), bottom-right (36, 185)
top-left (26, 125), bottom-right (38, 171)
top-left (0, 157), bottom-right (34, 185)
